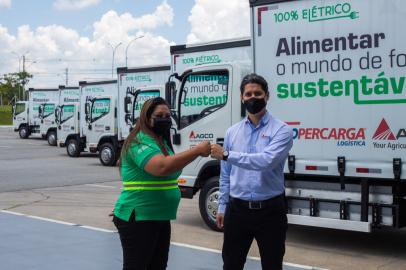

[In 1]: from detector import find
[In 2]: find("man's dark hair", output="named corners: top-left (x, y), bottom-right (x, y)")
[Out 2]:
top-left (240, 73), bottom-right (268, 94)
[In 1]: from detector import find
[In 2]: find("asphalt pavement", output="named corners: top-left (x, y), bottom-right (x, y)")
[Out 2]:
top-left (1, 127), bottom-right (406, 270)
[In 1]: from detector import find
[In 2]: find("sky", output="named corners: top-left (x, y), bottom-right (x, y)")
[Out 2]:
top-left (0, 0), bottom-right (250, 88)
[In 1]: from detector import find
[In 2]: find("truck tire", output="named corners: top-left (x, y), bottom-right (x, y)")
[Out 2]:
top-left (99, 143), bottom-right (117, 166)
top-left (19, 126), bottom-right (29, 139)
top-left (67, 139), bottom-right (80, 157)
top-left (199, 176), bottom-right (222, 232)
top-left (47, 131), bottom-right (57, 146)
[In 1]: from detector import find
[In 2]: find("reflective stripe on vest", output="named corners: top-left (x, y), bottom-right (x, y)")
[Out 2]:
top-left (122, 179), bottom-right (178, 191)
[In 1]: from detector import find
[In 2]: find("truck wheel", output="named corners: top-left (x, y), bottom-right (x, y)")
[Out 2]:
top-left (99, 143), bottom-right (117, 166)
top-left (47, 131), bottom-right (57, 146)
top-left (67, 139), bottom-right (80, 157)
top-left (19, 126), bottom-right (29, 139)
top-left (199, 176), bottom-right (222, 232)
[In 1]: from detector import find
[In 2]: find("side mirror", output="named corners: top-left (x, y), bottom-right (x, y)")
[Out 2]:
top-left (55, 111), bottom-right (58, 124)
top-left (124, 97), bottom-right (132, 113)
top-left (38, 106), bottom-right (43, 115)
top-left (125, 113), bottom-right (132, 124)
top-left (165, 81), bottom-right (176, 108)
top-left (85, 103), bottom-right (90, 115)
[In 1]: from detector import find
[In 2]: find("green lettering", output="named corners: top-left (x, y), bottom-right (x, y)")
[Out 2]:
top-left (330, 80), bottom-right (343, 96)
top-left (374, 72), bottom-right (388, 95)
top-left (318, 78), bottom-right (329, 97)
top-left (277, 84), bottom-right (289, 99)
top-left (391, 77), bottom-right (405, 94)
top-left (360, 75), bottom-right (373, 95)
top-left (304, 82), bottom-right (317, 97)
top-left (209, 96), bottom-right (215, 105)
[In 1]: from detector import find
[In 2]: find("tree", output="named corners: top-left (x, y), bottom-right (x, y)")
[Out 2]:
top-left (0, 71), bottom-right (32, 105)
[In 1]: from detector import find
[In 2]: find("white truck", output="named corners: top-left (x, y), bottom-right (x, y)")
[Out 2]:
top-left (38, 89), bottom-right (60, 146)
top-left (55, 86), bottom-right (80, 149)
top-left (12, 100), bottom-right (29, 138)
top-left (165, 38), bottom-right (252, 230)
top-left (13, 88), bottom-right (59, 141)
top-left (95, 65), bottom-right (172, 166)
top-left (63, 80), bottom-right (118, 159)
top-left (166, 0), bottom-right (406, 232)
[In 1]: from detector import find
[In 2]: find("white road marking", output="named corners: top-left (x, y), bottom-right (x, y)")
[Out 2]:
top-left (0, 210), bottom-right (327, 270)
top-left (84, 184), bottom-right (117, 189)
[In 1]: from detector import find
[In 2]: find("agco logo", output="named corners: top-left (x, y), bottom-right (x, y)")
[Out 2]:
top-left (189, 131), bottom-right (214, 140)
top-left (372, 118), bottom-right (406, 140)
top-left (372, 119), bottom-right (406, 151)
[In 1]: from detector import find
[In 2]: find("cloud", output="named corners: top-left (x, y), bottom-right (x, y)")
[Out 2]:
top-left (0, 0), bottom-right (11, 8)
top-left (187, 0), bottom-right (250, 43)
top-left (0, 1), bottom-right (174, 87)
top-left (92, 0), bottom-right (173, 40)
top-left (53, 0), bottom-right (101, 11)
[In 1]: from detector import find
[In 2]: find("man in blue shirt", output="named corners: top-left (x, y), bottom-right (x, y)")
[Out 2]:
top-left (211, 73), bottom-right (293, 270)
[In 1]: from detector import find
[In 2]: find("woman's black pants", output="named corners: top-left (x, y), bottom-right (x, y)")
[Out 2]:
top-left (113, 215), bottom-right (171, 270)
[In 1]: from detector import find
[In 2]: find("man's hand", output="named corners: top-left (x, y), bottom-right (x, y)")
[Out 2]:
top-left (210, 144), bottom-right (224, 160)
top-left (216, 213), bottom-right (224, 229)
top-left (195, 141), bottom-right (211, 157)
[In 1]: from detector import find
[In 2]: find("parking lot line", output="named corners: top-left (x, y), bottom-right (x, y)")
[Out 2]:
top-left (1, 210), bottom-right (326, 270)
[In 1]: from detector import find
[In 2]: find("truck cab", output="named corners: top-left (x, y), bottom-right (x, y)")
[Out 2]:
top-left (93, 65), bottom-right (171, 166)
top-left (56, 103), bottom-right (79, 148)
top-left (83, 94), bottom-right (118, 163)
top-left (13, 101), bottom-right (29, 138)
top-left (166, 63), bottom-right (251, 231)
top-left (39, 102), bottom-right (58, 145)
top-left (14, 88), bottom-right (59, 140)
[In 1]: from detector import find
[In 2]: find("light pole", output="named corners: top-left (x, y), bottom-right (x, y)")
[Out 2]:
top-left (108, 42), bottom-right (122, 78)
top-left (11, 51), bottom-right (29, 100)
top-left (125, 35), bottom-right (144, 67)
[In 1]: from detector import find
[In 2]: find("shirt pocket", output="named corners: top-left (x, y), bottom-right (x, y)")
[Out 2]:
top-left (256, 131), bottom-right (272, 151)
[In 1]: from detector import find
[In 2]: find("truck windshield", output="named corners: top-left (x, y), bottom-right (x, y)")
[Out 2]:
top-left (91, 98), bottom-right (110, 123)
top-left (15, 103), bottom-right (25, 116)
top-left (42, 103), bottom-right (56, 119)
top-left (178, 70), bottom-right (229, 129)
top-left (60, 105), bottom-right (75, 124)
top-left (133, 90), bottom-right (160, 121)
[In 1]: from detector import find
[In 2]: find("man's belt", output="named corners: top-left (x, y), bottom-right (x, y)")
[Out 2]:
top-left (230, 193), bottom-right (284, 210)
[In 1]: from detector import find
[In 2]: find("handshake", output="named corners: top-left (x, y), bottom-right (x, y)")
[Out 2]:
top-left (194, 141), bottom-right (225, 160)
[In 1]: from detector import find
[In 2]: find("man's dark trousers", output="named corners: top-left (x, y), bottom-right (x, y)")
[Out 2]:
top-left (222, 194), bottom-right (288, 270)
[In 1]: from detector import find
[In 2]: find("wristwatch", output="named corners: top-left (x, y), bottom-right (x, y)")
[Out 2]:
top-left (222, 150), bottom-right (229, 161)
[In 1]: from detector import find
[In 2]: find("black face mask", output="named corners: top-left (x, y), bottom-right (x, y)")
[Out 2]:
top-left (152, 117), bottom-right (172, 135)
top-left (244, 98), bottom-right (266, 114)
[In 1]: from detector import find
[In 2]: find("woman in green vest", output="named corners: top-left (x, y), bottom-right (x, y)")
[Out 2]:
top-left (113, 97), bottom-right (211, 270)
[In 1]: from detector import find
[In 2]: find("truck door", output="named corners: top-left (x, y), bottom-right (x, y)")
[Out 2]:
top-left (172, 68), bottom-right (232, 183)
top-left (59, 104), bottom-right (76, 133)
top-left (87, 97), bottom-right (113, 147)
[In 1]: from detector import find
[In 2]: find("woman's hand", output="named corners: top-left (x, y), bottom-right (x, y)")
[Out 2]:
top-left (195, 141), bottom-right (211, 157)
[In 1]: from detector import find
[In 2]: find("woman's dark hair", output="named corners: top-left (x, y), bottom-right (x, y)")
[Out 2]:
top-left (118, 97), bottom-right (173, 169)
top-left (240, 73), bottom-right (268, 94)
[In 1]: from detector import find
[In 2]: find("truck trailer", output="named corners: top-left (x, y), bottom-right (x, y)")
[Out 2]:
top-left (165, 0), bottom-right (406, 232)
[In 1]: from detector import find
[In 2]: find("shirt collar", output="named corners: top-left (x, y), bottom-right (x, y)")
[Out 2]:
top-left (245, 111), bottom-right (271, 128)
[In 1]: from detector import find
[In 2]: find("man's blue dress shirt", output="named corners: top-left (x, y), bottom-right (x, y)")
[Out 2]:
top-left (218, 111), bottom-right (293, 214)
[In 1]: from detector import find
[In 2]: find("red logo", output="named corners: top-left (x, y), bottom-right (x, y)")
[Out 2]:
top-left (189, 131), bottom-right (196, 139)
top-left (372, 119), bottom-right (396, 140)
